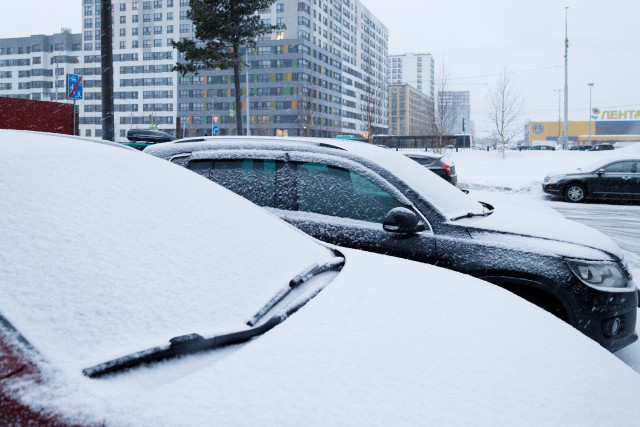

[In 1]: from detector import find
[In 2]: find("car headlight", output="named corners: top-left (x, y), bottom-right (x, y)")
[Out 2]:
top-left (544, 175), bottom-right (561, 184)
top-left (566, 259), bottom-right (630, 290)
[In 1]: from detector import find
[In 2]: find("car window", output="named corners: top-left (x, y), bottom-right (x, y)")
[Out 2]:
top-left (187, 159), bottom-right (213, 178)
top-left (295, 162), bottom-right (404, 223)
top-left (209, 159), bottom-right (278, 207)
top-left (603, 161), bottom-right (635, 173)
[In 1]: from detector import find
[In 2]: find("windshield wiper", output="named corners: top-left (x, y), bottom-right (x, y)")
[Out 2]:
top-left (83, 253), bottom-right (345, 379)
top-left (450, 202), bottom-right (494, 222)
top-left (247, 254), bottom-right (345, 327)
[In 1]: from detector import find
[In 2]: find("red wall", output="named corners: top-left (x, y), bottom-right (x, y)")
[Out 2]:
top-left (0, 97), bottom-right (76, 135)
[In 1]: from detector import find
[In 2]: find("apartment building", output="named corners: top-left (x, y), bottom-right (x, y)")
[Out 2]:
top-left (0, 30), bottom-right (81, 103)
top-left (388, 52), bottom-right (434, 101)
top-left (388, 84), bottom-right (431, 136)
top-left (439, 90), bottom-right (470, 134)
top-left (75, 0), bottom-right (388, 140)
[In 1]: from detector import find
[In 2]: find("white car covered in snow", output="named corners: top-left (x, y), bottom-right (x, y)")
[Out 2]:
top-left (2, 130), bottom-right (640, 425)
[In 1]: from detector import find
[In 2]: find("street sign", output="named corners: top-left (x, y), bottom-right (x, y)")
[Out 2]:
top-left (212, 115), bottom-right (221, 125)
top-left (66, 73), bottom-right (83, 100)
top-left (212, 125), bottom-right (220, 135)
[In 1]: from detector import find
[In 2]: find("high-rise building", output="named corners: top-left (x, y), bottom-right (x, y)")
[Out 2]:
top-left (0, 30), bottom-right (81, 103)
top-left (388, 52), bottom-right (434, 101)
top-left (388, 84), bottom-right (431, 136)
top-left (75, 0), bottom-right (389, 140)
top-left (439, 90), bottom-right (470, 134)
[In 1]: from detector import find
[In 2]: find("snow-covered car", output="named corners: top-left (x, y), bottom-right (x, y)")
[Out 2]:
top-left (543, 155), bottom-right (640, 202)
top-left (146, 136), bottom-right (638, 352)
top-left (5, 130), bottom-right (640, 425)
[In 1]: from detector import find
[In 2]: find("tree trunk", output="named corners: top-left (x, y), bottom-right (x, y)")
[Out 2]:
top-left (233, 42), bottom-right (243, 135)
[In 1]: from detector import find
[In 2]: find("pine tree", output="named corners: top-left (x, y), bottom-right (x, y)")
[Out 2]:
top-left (173, 0), bottom-right (283, 135)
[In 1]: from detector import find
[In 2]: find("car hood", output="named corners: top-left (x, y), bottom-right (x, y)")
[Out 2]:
top-left (6, 248), bottom-right (640, 425)
top-left (457, 201), bottom-right (624, 260)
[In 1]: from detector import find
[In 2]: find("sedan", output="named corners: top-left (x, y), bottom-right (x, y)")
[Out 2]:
top-left (403, 152), bottom-right (458, 185)
top-left (10, 130), bottom-right (640, 424)
top-left (146, 136), bottom-right (638, 352)
top-left (543, 156), bottom-right (640, 202)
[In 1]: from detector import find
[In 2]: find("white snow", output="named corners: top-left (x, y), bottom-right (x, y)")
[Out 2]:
top-left (3, 131), bottom-right (640, 425)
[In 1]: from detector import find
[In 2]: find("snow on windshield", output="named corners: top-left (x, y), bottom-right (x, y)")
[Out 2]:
top-left (0, 130), bottom-right (334, 375)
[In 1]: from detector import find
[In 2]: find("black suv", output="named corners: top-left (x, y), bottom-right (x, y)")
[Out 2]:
top-left (146, 137), bottom-right (638, 351)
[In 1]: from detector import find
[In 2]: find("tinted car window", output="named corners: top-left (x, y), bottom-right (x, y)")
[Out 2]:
top-left (209, 159), bottom-right (278, 207)
top-left (603, 161), bottom-right (635, 173)
top-left (295, 162), bottom-right (403, 223)
top-left (187, 159), bottom-right (213, 178)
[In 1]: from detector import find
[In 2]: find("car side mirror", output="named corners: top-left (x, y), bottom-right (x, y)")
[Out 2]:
top-left (597, 169), bottom-right (605, 176)
top-left (383, 207), bottom-right (426, 234)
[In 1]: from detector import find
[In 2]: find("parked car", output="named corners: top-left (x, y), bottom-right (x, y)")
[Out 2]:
top-left (123, 128), bottom-right (175, 150)
top-left (570, 144), bottom-right (592, 151)
top-left (403, 152), bottom-right (458, 185)
top-left (543, 156), bottom-right (640, 202)
top-left (146, 136), bottom-right (638, 352)
top-left (590, 143), bottom-right (615, 151)
top-left (8, 130), bottom-right (640, 424)
top-left (529, 145), bottom-right (556, 151)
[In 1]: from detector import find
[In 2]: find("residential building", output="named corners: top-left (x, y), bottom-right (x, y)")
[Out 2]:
top-left (0, 29), bottom-right (81, 103)
top-left (76, 0), bottom-right (388, 140)
top-left (388, 84), bottom-right (431, 136)
top-left (388, 52), bottom-right (434, 100)
top-left (439, 90), bottom-right (469, 134)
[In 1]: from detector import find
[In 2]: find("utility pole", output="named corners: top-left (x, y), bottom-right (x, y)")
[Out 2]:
top-left (562, 7), bottom-right (569, 149)
top-left (588, 82), bottom-right (594, 146)
top-left (101, 0), bottom-right (115, 141)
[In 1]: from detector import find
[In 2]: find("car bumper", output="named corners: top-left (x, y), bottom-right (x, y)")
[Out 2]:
top-left (542, 183), bottom-right (563, 195)
top-left (571, 283), bottom-right (638, 352)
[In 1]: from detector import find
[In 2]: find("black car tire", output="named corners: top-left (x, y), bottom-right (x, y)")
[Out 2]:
top-left (564, 183), bottom-right (586, 203)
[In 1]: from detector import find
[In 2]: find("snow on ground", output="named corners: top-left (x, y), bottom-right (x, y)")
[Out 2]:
top-left (419, 147), bottom-right (640, 370)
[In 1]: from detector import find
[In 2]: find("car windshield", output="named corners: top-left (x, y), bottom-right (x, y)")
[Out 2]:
top-left (0, 131), bottom-right (338, 378)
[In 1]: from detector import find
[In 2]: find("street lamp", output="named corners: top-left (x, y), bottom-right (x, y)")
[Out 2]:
top-left (588, 82), bottom-right (594, 146)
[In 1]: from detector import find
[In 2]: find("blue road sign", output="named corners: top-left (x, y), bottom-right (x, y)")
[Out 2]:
top-left (67, 73), bottom-right (83, 100)
top-left (212, 125), bottom-right (220, 135)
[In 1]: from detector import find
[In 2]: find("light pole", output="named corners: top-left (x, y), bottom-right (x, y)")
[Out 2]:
top-left (588, 82), bottom-right (594, 146)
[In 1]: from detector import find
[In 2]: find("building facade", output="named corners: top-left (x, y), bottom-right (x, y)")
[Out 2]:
top-left (71, 0), bottom-right (389, 141)
top-left (387, 52), bottom-right (434, 101)
top-left (0, 30), bottom-right (81, 103)
top-left (388, 84), bottom-right (431, 136)
top-left (527, 114), bottom-right (640, 146)
top-left (439, 90), bottom-right (469, 135)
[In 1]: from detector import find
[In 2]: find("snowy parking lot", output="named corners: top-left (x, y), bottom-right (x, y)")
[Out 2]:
top-left (436, 147), bottom-right (640, 371)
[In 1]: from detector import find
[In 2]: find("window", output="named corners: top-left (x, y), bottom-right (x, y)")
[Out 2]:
top-left (276, 3), bottom-right (284, 12)
top-left (295, 163), bottom-right (403, 223)
top-left (132, 15), bottom-right (139, 22)
top-left (154, 13), bottom-right (162, 21)
top-left (603, 161), bottom-right (635, 174)
top-left (167, 25), bottom-right (173, 33)
top-left (120, 3), bottom-right (126, 11)
top-left (199, 159), bottom-right (279, 207)
top-left (167, 12), bottom-right (173, 20)
top-left (120, 41), bottom-right (126, 49)
top-left (120, 16), bottom-right (126, 23)
top-left (120, 28), bottom-right (126, 36)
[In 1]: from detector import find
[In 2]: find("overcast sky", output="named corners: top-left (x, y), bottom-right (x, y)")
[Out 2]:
top-left (1, 0), bottom-right (639, 138)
